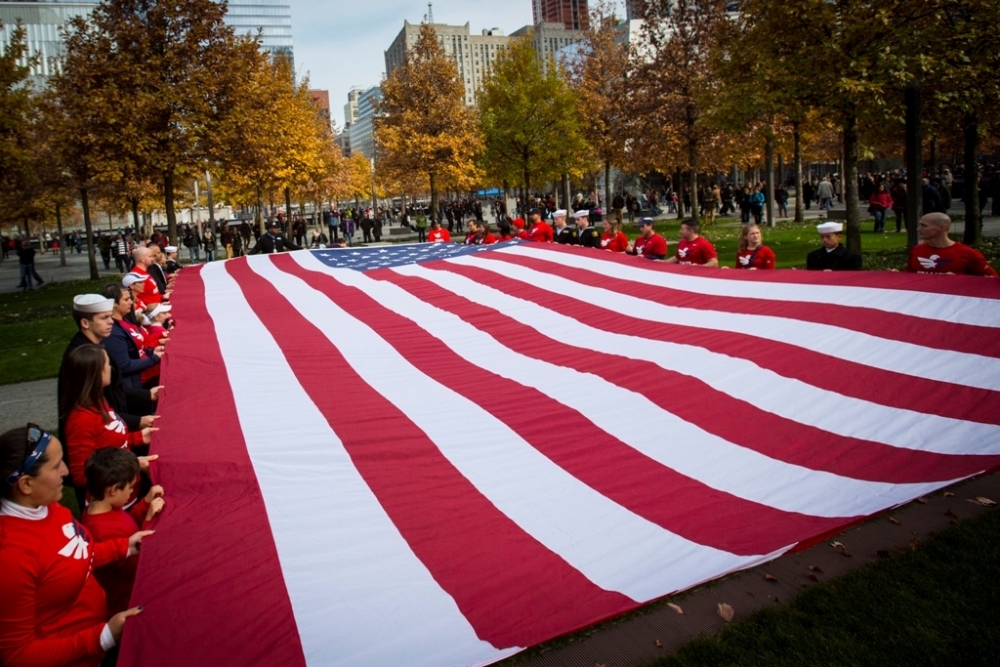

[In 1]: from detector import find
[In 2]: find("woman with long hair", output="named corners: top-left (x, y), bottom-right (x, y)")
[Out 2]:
top-left (58, 345), bottom-right (156, 498)
top-left (0, 424), bottom-right (151, 667)
top-left (600, 219), bottom-right (628, 253)
top-left (734, 224), bottom-right (776, 270)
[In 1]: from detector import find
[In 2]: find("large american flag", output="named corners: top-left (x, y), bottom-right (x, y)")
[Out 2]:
top-left (120, 242), bottom-right (1000, 667)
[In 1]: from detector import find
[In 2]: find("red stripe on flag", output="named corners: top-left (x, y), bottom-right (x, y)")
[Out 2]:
top-left (492, 247), bottom-right (1000, 359)
top-left (353, 268), bottom-right (861, 555)
top-left (531, 242), bottom-right (1000, 299)
top-left (417, 261), bottom-right (1000, 485)
top-left (473, 252), bottom-right (1000, 426)
top-left (229, 258), bottom-right (636, 649)
top-left (119, 268), bottom-right (306, 667)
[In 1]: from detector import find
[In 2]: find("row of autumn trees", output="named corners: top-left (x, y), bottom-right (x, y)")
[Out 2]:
top-left (375, 0), bottom-right (1000, 253)
top-left (1, 0), bottom-right (374, 279)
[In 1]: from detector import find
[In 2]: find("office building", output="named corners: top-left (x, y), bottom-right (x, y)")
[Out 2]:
top-left (385, 20), bottom-right (509, 107)
top-left (307, 89), bottom-right (333, 132)
top-left (344, 85), bottom-right (364, 129)
top-left (0, 1), bottom-right (94, 82)
top-left (511, 21), bottom-right (585, 75)
top-left (0, 0), bottom-right (294, 83)
top-left (532, 0), bottom-right (589, 31)
top-left (347, 86), bottom-right (381, 159)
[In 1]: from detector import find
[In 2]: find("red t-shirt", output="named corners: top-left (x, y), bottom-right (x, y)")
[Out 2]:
top-left (65, 403), bottom-right (144, 489)
top-left (130, 266), bottom-right (162, 306)
top-left (906, 242), bottom-right (998, 277)
top-left (528, 221), bottom-right (554, 243)
top-left (515, 230), bottom-right (529, 240)
top-left (634, 233), bottom-right (668, 259)
top-left (675, 236), bottom-right (717, 265)
top-left (600, 231), bottom-right (628, 252)
top-left (0, 502), bottom-right (129, 667)
top-left (427, 229), bottom-right (451, 242)
top-left (736, 245), bottom-right (776, 270)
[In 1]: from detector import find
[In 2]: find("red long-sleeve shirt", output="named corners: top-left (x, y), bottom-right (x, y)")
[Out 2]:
top-left (64, 403), bottom-right (144, 489)
top-left (80, 504), bottom-right (149, 616)
top-left (0, 501), bottom-right (128, 667)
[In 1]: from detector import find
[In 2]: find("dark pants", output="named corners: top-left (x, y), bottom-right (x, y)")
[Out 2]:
top-left (894, 209), bottom-right (906, 232)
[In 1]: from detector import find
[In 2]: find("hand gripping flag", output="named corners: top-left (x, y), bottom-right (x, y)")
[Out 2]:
top-left (120, 242), bottom-right (1000, 667)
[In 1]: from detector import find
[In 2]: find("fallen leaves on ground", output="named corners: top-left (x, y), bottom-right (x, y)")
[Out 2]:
top-left (916, 497), bottom-right (928, 504)
top-left (945, 509), bottom-right (959, 519)
top-left (888, 516), bottom-right (901, 525)
top-left (970, 497), bottom-right (996, 506)
top-left (667, 603), bottom-right (684, 614)
top-left (655, 640), bottom-right (664, 648)
top-left (943, 492), bottom-right (954, 498)
top-left (764, 573), bottom-right (778, 582)
top-left (717, 603), bottom-right (734, 622)
top-left (809, 565), bottom-right (825, 573)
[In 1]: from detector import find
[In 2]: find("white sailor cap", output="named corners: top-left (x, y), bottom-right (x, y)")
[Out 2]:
top-left (163, 245), bottom-right (178, 254)
top-left (552, 209), bottom-right (568, 218)
top-left (73, 294), bottom-right (113, 314)
top-left (147, 303), bottom-right (172, 319)
top-left (573, 209), bottom-right (590, 219)
top-left (816, 222), bottom-right (843, 234)
top-left (122, 272), bottom-right (145, 288)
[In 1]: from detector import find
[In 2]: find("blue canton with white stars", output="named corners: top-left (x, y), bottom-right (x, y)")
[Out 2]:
top-left (310, 241), bottom-right (522, 271)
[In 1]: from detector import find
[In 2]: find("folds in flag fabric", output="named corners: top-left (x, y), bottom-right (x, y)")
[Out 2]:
top-left (119, 242), bottom-right (1000, 667)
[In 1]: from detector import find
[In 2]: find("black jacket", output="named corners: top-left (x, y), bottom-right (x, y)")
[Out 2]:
top-left (248, 232), bottom-right (302, 255)
top-left (578, 226), bottom-right (602, 249)
top-left (806, 244), bottom-right (862, 271)
top-left (555, 226), bottom-right (578, 245)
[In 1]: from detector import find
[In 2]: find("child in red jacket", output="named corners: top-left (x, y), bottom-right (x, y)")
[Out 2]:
top-left (81, 448), bottom-right (165, 616)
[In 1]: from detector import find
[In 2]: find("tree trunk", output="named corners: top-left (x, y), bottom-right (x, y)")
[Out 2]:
top-left (905, 81), bottom-right (922, 250)
top-left (843, 110), bottom-right (861, 255)
top-left (131, 198), bottom-right (140, 232)
top-left (688, 137), bottom-right (698, 222)
top-left (56, 203), bottom-right (67, 267)
top-left (523, 162), bottom-right (531, 204)
top-left (81, 188), bottom-right (99, 280)
top-left (256, 185), bottom-right (264, 235)
top-left (206, 171), bottom-right (216, 228)
top-left (164, 171), bottom-right (177, 246)
top-left (284, 187), bottom-right (293, 235)
top-left (793, 121), bottom-right (804, 223)
top-left (929, 136), bottom-right (937, 175)
top-left (674, 169), bottom-right (684, 217)
top-left (429, 173), bottom-right (437, 223)
top-left (962, 113), bottom-right (981, 246)
top-left (604, 160), bottom-right (611, 214)
top-left (561, 173), bottom-right (571, 212)
top-left (765, 131), bottom-right (775, 228)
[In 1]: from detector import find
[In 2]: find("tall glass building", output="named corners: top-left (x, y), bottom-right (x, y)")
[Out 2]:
top-left (0, 0), bottom-right (294, 82)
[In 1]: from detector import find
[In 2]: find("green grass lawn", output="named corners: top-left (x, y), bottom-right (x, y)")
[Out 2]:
top-left (0, 279), bottom-right (112, 385)
top-left (651, 507), bottom-right (1000, 667)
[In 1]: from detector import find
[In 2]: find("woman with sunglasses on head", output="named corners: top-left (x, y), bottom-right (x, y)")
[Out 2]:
top-left (0, 425), bottom-right (152, 667)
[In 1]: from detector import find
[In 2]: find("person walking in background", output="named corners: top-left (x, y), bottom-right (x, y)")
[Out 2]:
top-left (868, 182), bottom-right (893, 233)
top-left (16, 240), bottom-right (43, 291)
top-left (201, 227), bottom-right (216, 262)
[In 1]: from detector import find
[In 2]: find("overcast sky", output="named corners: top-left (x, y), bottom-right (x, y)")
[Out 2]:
top-left (289, 1), bottom-right (623, 129)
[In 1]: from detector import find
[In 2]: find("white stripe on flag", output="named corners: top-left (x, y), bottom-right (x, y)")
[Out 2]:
top-left (293, 254), bottom-right (958, 518)
top-left (458, 253), bottom-right (1000, 392)
top-left (201, 262), bottom-right (512, 667)
top-left (404, 260), bottom-right (1000, 458)
top-left (266, 254), bottom-right (785, 601)
top-left (498, 245), bottom-right (1000, 328)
